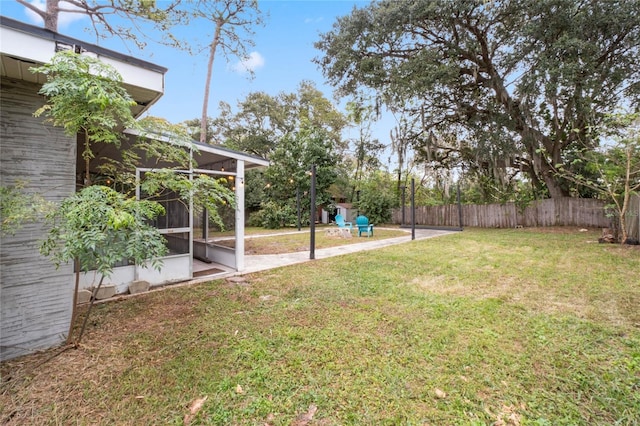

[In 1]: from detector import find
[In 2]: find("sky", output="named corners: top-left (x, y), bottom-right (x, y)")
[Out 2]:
top-left (0, 0), bottom-right (396, 155)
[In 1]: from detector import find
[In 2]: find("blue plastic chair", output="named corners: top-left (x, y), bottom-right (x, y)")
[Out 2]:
top-left (356, 215), bottom-right (374, 237)
top-left (335, 214), bottom-right (352, 230)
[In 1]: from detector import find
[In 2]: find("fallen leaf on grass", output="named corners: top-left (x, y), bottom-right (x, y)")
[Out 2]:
top-left (434, 388), bottom-right (447, 399)
top-left (184, 396), bottom-right (208, 425)
top-left (263, 412), bottom-right (276, 425)
top-left (292, 404), bottom-right (318, 426)
top-left (486, 404), bottom-right (522, 426)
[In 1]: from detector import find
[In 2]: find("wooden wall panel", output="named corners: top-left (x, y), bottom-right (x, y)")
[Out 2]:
top-left (1, 78), bottom-right (76, 361)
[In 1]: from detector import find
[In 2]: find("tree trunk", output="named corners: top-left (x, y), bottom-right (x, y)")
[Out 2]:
top-left (44, 0), bottom-right (59, 31)
top-left (84, 130), bottom-right (91, 186)
top-left (620, 200), bottom-right (629, 243)
top-left (66, 260), bottom-right (80, 345)
top-left (535, 153), bottom-right (568, 199)
top-left (618, 149), bottom-right (633, 243)
top-left (488, 68), bottom-right (569, 198)
top-left (200, 20), bottom-right (223, 144)
top-left (75, 274), bottom-right (105, 346)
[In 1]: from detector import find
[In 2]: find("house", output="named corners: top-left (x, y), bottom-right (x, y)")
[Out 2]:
top-left (0, 16), bottom-right (267, 361)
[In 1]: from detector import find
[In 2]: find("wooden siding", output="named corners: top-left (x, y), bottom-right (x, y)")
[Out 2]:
top-left (393, 197), bottom-right (615, 230)
top-left (1, 78), bottom-right (76, 361)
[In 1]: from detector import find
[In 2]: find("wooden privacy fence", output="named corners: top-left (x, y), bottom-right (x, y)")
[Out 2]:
top-left (626, 194), bottom-right (640, 240)
top-left (392, 196), bottom-right (640, 239)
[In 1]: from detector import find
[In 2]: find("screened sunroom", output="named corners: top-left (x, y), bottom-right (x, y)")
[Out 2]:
top-left (75, 131), bottom-right (269, 294)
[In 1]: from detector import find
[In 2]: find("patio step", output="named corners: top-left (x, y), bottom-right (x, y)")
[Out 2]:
top-left (193, 267), bottom-right (226, 278)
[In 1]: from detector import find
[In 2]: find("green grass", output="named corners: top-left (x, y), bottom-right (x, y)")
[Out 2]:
top-left (1, 228), bottom-right (639, 425)
top-left (214, 227), bottom-right (408, 254)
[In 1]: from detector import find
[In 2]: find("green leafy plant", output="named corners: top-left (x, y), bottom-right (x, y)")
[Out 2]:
top-left (354, 172), bottom-right (395, 224)
top-left (40, 185), bottom-right (167, 344)
top-left (558, 112), bottom-right (640, 242)
top-left (263, 123), bottom-right (339, 228)
top-left (31, 50), bottom-right (137, 186)
top-left (29, 51), bottom-right (235, 348)
top-left (258, 200), bottom-right (296, 229)
top-left (0, 181), bottom-right (52, 236)
top-left (99, 116), bottom-right (237, 230)
top-left (40, 186), bottom-right (167, 275)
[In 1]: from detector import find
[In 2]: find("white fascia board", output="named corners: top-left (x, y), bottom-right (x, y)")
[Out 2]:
top-left (0, 19), bottom-right (165, 94)
top-left (124, 127), bottom-right (189, 144)
top-left (0, 25), bottom-right (54, 64)
top-left (196, 143), bottom-right (270, 167)
top-left (99, 55), bottom-right (164, 94)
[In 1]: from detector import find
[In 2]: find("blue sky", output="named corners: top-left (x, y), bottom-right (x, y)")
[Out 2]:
top-left (1, 0), bottom-right (397, 154)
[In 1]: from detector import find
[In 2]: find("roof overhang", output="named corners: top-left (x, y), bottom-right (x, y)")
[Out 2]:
top-left (0, 16), bottom-right (166, 118)
top-left (192, 140), bottom-right (270, 171)
top-left (85, 130), bottom-right (269, 176)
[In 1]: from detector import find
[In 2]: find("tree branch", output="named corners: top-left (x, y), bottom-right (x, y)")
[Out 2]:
top-left (15, 0), bottom-right (46, 19)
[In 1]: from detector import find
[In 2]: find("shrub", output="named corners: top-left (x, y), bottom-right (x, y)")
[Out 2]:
top-left (258, 201), bottom-right (296, 229)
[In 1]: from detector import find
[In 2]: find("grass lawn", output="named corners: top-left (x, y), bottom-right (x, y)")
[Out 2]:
top-left (214, 227), bottom-right (408, 254)
top-left (1, 228), bottom-right (639, 425)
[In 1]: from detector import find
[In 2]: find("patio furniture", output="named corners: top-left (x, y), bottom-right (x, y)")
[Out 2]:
top-left (335, 214), bottom-right (352, 230)
top-left (356, 215), bottom-right (374, 237)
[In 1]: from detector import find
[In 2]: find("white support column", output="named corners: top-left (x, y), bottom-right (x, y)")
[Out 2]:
top-left (235, 160), bottom-right (245, 271)
top-left (189, 144), bottom-right (194, 279)
top-left (189, 171), bottom-right (194, 278)
top-left (134, 168), bottom-right (141, 281)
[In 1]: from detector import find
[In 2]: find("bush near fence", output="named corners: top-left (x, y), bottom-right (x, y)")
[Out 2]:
top-left (392, 196), bottom-right (640, 240)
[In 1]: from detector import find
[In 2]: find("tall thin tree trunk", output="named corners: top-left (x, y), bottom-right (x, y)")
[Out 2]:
top-left (84, 130), bottom-right (91, 186)
top-left (200, 20), bottom-right (223, 144)
top-left (66, 259), bottom-right (80, 345)
top-left (75, 274), bottom-right (105, 346)
top-left (619, 148), bottom-right (633, 243)
top-left (45, 0), bottom-right (59, 31)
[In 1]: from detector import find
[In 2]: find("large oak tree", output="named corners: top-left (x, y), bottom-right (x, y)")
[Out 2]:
top-left (315, 0), bottom-right (640, 198)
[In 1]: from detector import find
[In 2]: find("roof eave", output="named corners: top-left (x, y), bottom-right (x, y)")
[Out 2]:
top-left (0, 16), bottom-right (166, 118)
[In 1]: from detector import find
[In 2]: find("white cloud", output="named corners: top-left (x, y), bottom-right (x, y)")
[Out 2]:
top-left (231, 51), bottom-right (265, 74)
top-left (24, 0), bottom-right (88, 29)
top-left (304, 17), bottom-right (324, 24)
